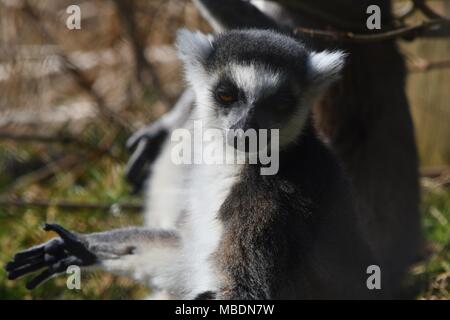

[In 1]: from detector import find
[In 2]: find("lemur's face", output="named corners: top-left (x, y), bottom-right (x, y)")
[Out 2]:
top-left (177, 29), bottom-right (345, 146)
top-left (208, 63), bottom-right (298, 134)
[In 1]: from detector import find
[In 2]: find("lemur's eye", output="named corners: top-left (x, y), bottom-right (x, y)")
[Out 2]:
top-left (214, 82), bottom-right (239, 105)
top-left (217, 93), bottom-right (237, 104)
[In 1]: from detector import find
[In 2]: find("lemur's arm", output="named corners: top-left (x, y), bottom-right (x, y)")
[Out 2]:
top-left (5, 224), bottom-right (180, 290)
top-left (125, 88), bottom-right (194, 192)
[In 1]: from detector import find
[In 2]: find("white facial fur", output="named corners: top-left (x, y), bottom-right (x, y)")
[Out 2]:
top-left (176, 29), bottom-right (346, 146)
top-left (176, 29), bottom-right (214, 92)
top-left (229, 63), bottom-right (284, 102)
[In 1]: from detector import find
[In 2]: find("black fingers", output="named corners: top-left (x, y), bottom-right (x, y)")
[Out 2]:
top-left (125, 139), bottom-right (149, 182)
top-left (5, 238), bottom-right (64, 277)
top-left (25, 268), bottom-right (54, 290)
top-left (25, 256), bottom-right (82, 290)
top-left (6, 241), bottom-right (66, 281)
top-left (5, 224), bottom-right (98, 289)
top-left (7, 261), bottom-right (48, 280)
top-left (6, 255), bottom-right (43, 273)
top-left (12, 238), bottom-right (63, 265)
top-left (12, 243), bottom-right (46, 262)
top-left (126, 127), bottom-right (146, 151)
top-left (125, 120), bottom-right (166, 151)
top-left (125, 128), bottom-right (168, 193)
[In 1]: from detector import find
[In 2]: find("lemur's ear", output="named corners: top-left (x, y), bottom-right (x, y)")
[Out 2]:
top-left (308, 50), bottom-right (347, 88)
top-left (176, 29), bottom-right (214, 70)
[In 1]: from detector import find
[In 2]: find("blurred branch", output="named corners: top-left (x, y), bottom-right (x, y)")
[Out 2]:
top-left (7, 154), bottom-right (82, 191)
top-left (113, 0), bottom-right (173, 107)
top-left (421, 166), bottom-right (450, 188)
top-left (294, 19), bottom-right (450, 43)
top-left (421, 166), bottom-right (450, 179)
top-left (3, 128), bottom-right (121, 192)
top-left (274, 0), bottom-right (450, 31)
top-left (0, 197), bottom-right (142, 213)
top-left (19, 1), bottom-right (134, 133)
top-left (408, 57), bottom-right (450, 72)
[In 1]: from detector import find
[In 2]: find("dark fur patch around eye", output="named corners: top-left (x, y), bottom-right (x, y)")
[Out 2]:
top-left (213, 79), bottom-right (241, 106)
top-left (260, 83), bottom-right (297, 110)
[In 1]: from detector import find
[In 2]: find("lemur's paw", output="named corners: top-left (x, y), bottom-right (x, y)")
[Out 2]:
top-left (5, 223), bottom-right (97, 289)
top-left (126, 121), bottom-right (166, 151)
top-left (125, 123), bottom-right (168, 193)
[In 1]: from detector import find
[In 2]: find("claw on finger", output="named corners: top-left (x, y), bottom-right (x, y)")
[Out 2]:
top-left (43, 223), bottom-right (78, 243)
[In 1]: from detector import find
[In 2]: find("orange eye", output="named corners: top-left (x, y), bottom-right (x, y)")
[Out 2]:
top-left (218, 94), bottom-right (236, 103)
top-left (215, 83), bottom-right (239, 105)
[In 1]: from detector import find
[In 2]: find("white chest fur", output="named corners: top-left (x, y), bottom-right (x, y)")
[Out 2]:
top-left (181, 139), bottom-right (242, 298)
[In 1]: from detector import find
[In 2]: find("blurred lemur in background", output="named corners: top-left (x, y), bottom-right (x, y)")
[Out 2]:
top-left (6, 0), bottom-right (422, 299)
top-left (7, 27), bottom-right (385, 299)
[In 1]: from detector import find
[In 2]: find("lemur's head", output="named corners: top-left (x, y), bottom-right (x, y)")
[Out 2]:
top-left (176, 29), bottom-right (345, 147)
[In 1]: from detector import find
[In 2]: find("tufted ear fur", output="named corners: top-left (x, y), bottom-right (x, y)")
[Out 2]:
top-left (308, 50), bottom-right (347, 89)
top-left (176, 29), bottom-right (214, 73)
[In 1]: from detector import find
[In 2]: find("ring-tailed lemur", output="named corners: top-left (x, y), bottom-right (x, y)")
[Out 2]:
top-left (126, 0), bottom-right (422, 298)
top-left (6, 29), bottom-right (384, 299)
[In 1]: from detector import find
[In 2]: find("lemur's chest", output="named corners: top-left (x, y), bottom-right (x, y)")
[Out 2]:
top-left (182, 146), bottom-right (243, 297)
top-left (184, 161), bottom-right (242, 257)
top-left (186, 122), bottom-right (244, 219)
top-left (189, 164), bottom-right (241, 217)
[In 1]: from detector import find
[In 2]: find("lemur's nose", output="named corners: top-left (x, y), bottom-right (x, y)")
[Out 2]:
top-left (230, 117), bottom-right (259, 131)
top-left (230, 108), bottom-right (259, 131)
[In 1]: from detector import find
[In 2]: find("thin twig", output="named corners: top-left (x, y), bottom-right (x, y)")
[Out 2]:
top-left (3, 127), bottom-right (120, 192)
top-left (408, 57), bottom-right (450, 72)
top-left (7, 154), bottom-right (82, 191)
top-left (421, 166), bottom-right (450, 179)
top-left (294, 19), bottom-right (449, 43)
